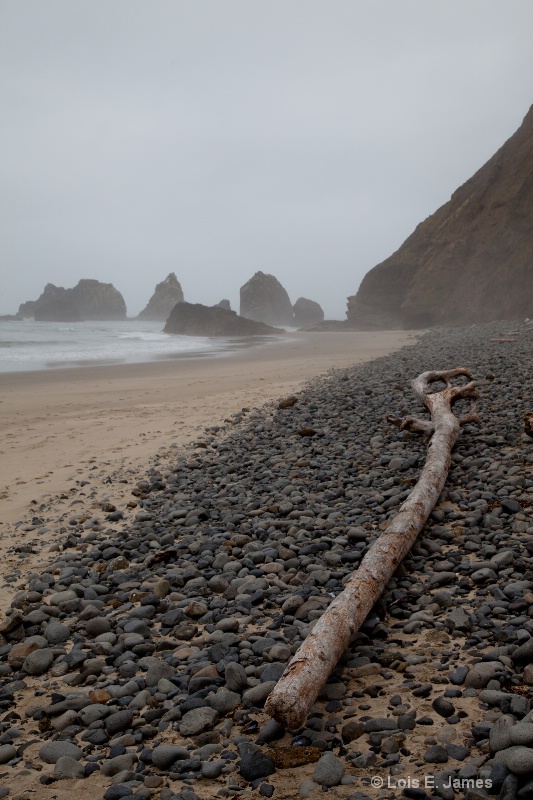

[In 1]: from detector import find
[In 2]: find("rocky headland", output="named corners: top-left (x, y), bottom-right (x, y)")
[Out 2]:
top-left (347, 105), bottom-right (533, 329)
top-left (164, 302), bottom-right (284, 337)
top-left (0, 319), bottom-right (531, 800)
top-left (17, 280), bottom-right (127, 322)
top-left (138, 275), bottom-right (185, 322)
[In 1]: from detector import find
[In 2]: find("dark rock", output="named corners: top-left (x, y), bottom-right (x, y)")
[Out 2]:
top-left (312, 751), bottom-right (345, 786)
top-left (151, 745), bottom-right (190, 769)
top-left (19, 279), bottom-right (126, 321)
top-left (238, 742), bottom-right (275, 781)
top-left (164, 302), bottom-right (284, 336)
top-left (423, 745), bottom-right (449, 764)
top-left (432, 697), bottom-right (456, 718)
top-left (22, 649), bottom-right (55, 675)
top-left (138, 272), bottom-right (184, 321)
top-left (240, 271), bottom-right (294, 327)
top-left (39, 740), bottom-right (83, 764)
top-left (292, 297), bottom-right (324, 328)
top-left (104, 710), bottom-right (135, 736)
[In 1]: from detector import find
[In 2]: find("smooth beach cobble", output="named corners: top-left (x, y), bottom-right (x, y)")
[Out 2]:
top-left (0, 318), bottom-right (532, 799)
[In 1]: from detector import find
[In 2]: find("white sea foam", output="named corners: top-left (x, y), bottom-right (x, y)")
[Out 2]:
top-left (0, 319), bottom-right (225, 372)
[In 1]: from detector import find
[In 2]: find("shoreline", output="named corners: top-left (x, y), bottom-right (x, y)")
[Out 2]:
top-left (0, 320), bottom-right (531, 800)
top-left (0, 330), bottom-right (417, 527)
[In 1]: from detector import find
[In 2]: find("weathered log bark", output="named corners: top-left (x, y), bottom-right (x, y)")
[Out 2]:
top-left (264, 368), bottom-right (479, 730)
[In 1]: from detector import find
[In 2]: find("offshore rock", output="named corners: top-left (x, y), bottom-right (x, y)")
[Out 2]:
top-left (240, 271), bottom-right (294, 327)
top-left (164, 302), bottom-right (284, 336)
top-left (347, 104), bottom-right (533, 328)
top-left (138, 273), bottom-right (184, 320)
top-left (18, 280), bottom-right (127, 321)
top-left (292, 297), bottom-right (325, 328)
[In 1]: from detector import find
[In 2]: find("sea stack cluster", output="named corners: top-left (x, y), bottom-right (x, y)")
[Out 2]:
top-left (0, 319), bottom-right (531, 799)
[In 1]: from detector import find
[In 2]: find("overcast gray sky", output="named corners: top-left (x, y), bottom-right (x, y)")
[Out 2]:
top-left (1, 1), bottom-right (532, 319)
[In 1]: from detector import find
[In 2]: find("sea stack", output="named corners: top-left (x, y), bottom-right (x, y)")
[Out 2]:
top-left (240, 271), bottom-right (294, 327)
top-left (164, 302), bottom-right (284, 336)
top-left (17, 280), bottom-right (127, 321)
top-left (292, 297), bottom-right (325, 328)
top-left (347, 105), bottom-right (533, 328)
top-left (138, 273), bottom-right (185, 321)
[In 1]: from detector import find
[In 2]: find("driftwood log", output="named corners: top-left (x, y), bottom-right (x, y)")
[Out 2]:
top-left (264, 368), bottom-right (479, 730)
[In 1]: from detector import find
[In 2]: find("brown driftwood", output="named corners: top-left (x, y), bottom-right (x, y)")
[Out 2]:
top-left (264, 368), bottom-right (479, 730)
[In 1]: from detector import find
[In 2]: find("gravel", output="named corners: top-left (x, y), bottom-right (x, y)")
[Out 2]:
top-left (1, 318), bottom-right (532, 797)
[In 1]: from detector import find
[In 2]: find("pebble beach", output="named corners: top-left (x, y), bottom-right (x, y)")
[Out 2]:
top-left (0, 320), bottom-right (532, 800)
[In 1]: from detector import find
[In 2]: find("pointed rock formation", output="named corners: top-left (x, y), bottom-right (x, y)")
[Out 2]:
top-left (347, 105), bottom-right (533, 328)
top-left (215, 299), bottom-right (231, 311)
top-left (240, 271), bottom-right (294, 327)
top-left (17, 280), bottom-right (126, 322)
top-left (164, 302), bottom-right (284, 337)
top-left (138, 273), bottom-right (184, 320)
top-left (292, 297), bottom-right (324, 328)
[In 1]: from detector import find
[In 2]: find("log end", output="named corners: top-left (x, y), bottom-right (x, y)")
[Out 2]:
top-left (264, 692), bottom-right (307, 731)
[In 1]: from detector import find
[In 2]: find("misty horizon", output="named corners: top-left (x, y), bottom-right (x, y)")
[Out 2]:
top-left (2, 2), bottom-right (533, 319)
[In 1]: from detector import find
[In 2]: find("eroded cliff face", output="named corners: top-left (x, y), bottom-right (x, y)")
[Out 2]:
top-left (138, 273), bottom-right (184, 320)
top-left (347, 105), bottom-right (533, 329)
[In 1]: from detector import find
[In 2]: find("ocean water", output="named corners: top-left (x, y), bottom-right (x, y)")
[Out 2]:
top-left (0, 319), bottom-right (232, 372)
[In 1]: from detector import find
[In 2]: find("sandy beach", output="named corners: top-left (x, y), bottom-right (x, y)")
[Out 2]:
top-left (0, 330), bottom-right (416, 527)
top-left (0, 320), bottom-right (531, 800)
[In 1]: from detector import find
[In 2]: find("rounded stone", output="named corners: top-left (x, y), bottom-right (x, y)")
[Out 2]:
top-left (85, 616), bottom-right (112, 636)
top-left (145, 661), bottom-right (175, 687)
top-left (43, 622), bottom-right (71, 644)
top-left (510, 724), bottom-right (533, 747)
top-left (313, 751), bottom-right (345, 787)
top-left (202, 759), bottom-right (225, 779)
top-left (40, 740), bottom-right (83, 764)
top-left (104, 710), bottom-right (135, 736)
top-left (432, 697), bottom-right (455, 718)
top-left (424, 745), bottom-right (449, 764)
top-left (22, 648), bottom-right (55, 675)
top-left (100, 754), bottom-right (135, 776)
top-left (238, 742), bottom-right (275, 781)
top-left (54, 756), bottom-right (85, 779)
top-left (179, 707), bottom-right (218, 736)
top-left (151, 745), bottom-right (190, 769)
top-left (496, 746), bottom-right (533, 775)
top-left (0, 745), bottom-right (17, 764)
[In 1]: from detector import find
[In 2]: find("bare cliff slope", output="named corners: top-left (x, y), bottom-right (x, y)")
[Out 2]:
top-left (347, 105), bottom-right (533, 328)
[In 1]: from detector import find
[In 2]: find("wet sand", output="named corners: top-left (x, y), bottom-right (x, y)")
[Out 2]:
top-left (0, 330), bottom-right (417, 526)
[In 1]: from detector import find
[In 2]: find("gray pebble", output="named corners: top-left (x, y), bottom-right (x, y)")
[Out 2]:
top-left (0, 744), bottom-right (17, 764)
top-left (54, 755), bottom-right (85, 779)
top-left (22, 648), bottom-right (55, 675)
top-left (313, 751), bottom-right (345, 787)
top-left (40, 740), bottom-right (83, 764)
top-left (179, 707), bottom-right (218, 736)
top-left (151, 745), bottom-right (190, 769)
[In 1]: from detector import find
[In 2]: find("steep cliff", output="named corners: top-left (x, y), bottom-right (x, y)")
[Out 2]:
top-left (138, 273), bottom-right (184, 320)
top-left (240, 272), bottom-right (294, 327)
top-left (17, 280), bottom-right (127, 321)
top-left (347, 105), bottom-right (533, 328)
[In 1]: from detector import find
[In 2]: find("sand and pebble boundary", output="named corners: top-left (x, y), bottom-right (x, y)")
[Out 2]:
top-left (0, 321), bottom-right (531, 800)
